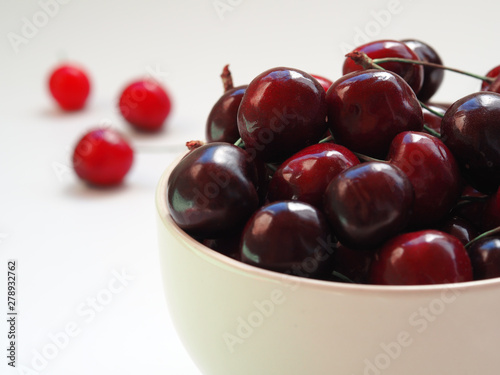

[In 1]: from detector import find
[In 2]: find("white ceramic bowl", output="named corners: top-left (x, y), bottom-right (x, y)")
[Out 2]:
top-left (156, 157), bottom-right (500, 375)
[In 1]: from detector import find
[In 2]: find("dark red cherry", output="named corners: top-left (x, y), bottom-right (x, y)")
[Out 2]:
top-left (237, 67), bottom-right (328, 163)
top-left (167, 143), bottom-right (258, 237)
top-left (370, 230), bottom-right (473, 285)
top-left (439, 216), bottom-right (479, 246)
top-left (311, 74), bottom-right (333, 92)
top-left (441, 92), bottom-right (500, 193)
top-left (343, 40), bottom-right (424, 94)
top-left (387, 131), bottom-right (462, 227)
top-left (482, 186), bottom-right (500, 231)
top-left (324, 162), bottom-right (414, 250)
top-left (326, 69), bottom-right (423, 158)
top-left (268, 143), bottom-right (359, 208)
top-left (450, 186), bottom-right (487, 228)
top-left (206, 85), bottom-right (247, 143)
top-left (481, 65), bottom-right (500, 91)
top-left (402, 39), bottom-right (444, 102)
top-left (467, 237), bottom-right (500, 280)
top-left (422, 105), bottom-right (445, 134)
top-left (240, 201), bottom-right (334, 278)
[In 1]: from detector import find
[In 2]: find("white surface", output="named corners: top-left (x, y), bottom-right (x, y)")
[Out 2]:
top-left (1, 0), bottom-right (500, 374)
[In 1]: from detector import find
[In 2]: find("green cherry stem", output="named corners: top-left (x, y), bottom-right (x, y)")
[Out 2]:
top-left (234, 138), bottom-right (244, 148)
top-left (372, 57), bottom-right (494, 83)
top-left (466, 226), bottom-right (500, 249)
top-left (352, 151), bottom-right (385, 163)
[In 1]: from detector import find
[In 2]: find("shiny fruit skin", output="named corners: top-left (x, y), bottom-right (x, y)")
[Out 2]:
top-left (49, 64), bottom-right (90, 111)
top-left (118, 79), bottom-right (171, 132)
top-left (324, 162), bottom-right (414, 250)
top-left (481, 65), bottom-right (500, 91)
top-left (206, 85), bottom-right (247, 143)
top-left (237, 67), bottom-right (328, 163)
top-left (467, 237), bottom-right (500, 280)
top-left (441, 92), bottom-right (500, 193)
top-left (326, 69), bottom-right (423, 158)
top-left (240, 201), bottom-right (334, 278)
top-left (439, 216), bottom-right (478, 246)
top-left (343, 39), bottom-right (424, 94)
top-left (388, 131), bottom-right (462, 227)
top-left (167, 143), bottom-right (258, 237)
top-left (402, 39), bottom-right (444, 102)
top-left (311, 74), bottom-right (333, 92)
top-left (268, 143), bottom-right (359, 208)
top-left (370, 230), bottom-right (473, 285)
top-left (72, 128), bottom-right (133, 186)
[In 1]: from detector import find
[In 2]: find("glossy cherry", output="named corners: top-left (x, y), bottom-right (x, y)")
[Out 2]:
top-left (206, 85), bottom-right (247, 143)
top-left (481, 65), bottom-right (500, 91)
top-left (439, 216), bottom-right (479, 245)
top-left (237, 67), bottom-right (328, 162)
top-left (387, 131), bottom-right (462, 227)
top-left (450, 186), bottom-right (487, 228)
top-left (240, 201), bottom-right (334, 278)
top-left (267, 143), bottom-right (359, 208)
top-left (402, 39), bottom-right (444, 102)
top-left (482, 186), bottom-right (500, 231)
top-left (370, 230), bottom-right (473, 285)
top-left (167, 143), bottom-right (258, 237)
top-left (343, 39), bottom-right (424, 94)
top-left (72, 128), bottom-right (133, 186)
top-left (467, 236), bottom-right (500, 280)
top-left (311, 74), bottom-right (333, 92)
top-left (118, 79), bottom-right (171, 132)
top-left (326, 69), bottom-right (423, 158)
top-left (441, 92), bottom-right (500, 193)
top-left (324, 162), bottom-right (414, 250)
top-left (48, 64), bottom-right (90, 111)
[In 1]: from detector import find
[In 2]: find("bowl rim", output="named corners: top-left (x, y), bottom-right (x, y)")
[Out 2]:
top-left (156, 151), bottom-right (500, 295)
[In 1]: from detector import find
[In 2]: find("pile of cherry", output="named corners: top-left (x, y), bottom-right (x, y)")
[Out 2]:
top-left (167, 39), bottom-right (500, 286)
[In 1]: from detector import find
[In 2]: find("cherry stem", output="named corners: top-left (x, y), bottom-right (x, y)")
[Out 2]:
top-left (186, 140), bottom-right (204, 151)
top-left (331, 271), bottom-right (355, 283)
top-left (372, 57), bottom-right (494, 83)
top-left (352, 151), bottom-right (385, 163)
top-left (318, 134), bottom-right (334, 144)
top-left (221, 64), bottom-right (234, 92)
top-left (234, 137), bottom-right (244, 148)
top-left (466, 226), bottom-right (500, 249)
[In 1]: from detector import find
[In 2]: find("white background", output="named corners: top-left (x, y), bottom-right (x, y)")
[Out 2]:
top-left (1, 0), bottom-right (499, 374)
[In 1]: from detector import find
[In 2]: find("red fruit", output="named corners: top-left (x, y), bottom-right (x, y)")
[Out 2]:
top-left (48, 64), bottom-right (90, 111)
top-left (237, 67), bottom-right (328, 163)
top-left (482, 186), bottom-right (500, 231)
top-left (343, 39), bottom-right (424, 94)
top-left (402, 39), bottom-right (444, 102)
top-left (387, 131), bottom-right (462, 227)
top-left (439, 216), bottom-right (478, 246)
top-left (326, 69), bottom-right (423, 158)
top-left (118, 79), bottom-right (172, 132)
top-left (467, 237), bottom-right (500, 280)
top-left (481, 65), bottom-right (500, 91)
top-left (73, 128), bottom-right (134, 186)
top-left (268, 143), bottom-right (359, 208)
top-left (311, 74), bottom-right (334, 92)
top-left (370, 230), bottom-right (473, 285)
top-left (323, 162), bottom-right (414, 250)
top-left (441, 92), bottom-right (500, 193)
